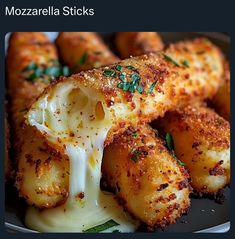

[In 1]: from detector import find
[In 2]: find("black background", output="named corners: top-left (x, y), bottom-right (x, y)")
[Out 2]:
top-left (0, 0), bottom-right (233, 239)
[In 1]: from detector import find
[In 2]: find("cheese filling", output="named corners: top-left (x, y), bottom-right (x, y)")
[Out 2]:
top-left (26, 81), bottom-right (138, 232)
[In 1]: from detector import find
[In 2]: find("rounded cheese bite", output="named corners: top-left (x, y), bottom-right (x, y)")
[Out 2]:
top-left (56, 32), bottom-right (119, 72)
top-left (212, 62), bottom-right (230, 121)
top-left (7, 32), bottom-right (69, 208)
top-left (102, 125), bottom-right (190, 229)
top-left (158, 105), bottom-right (230, 194)
top-left (115, 32), bottom-right (164, 59)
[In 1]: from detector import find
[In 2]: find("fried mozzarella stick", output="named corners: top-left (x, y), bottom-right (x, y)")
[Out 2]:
top-left (212, 62), bottom-right (230, 121)
top-left (116, 34), bottom-right (230, 194)
top-left (56, 32), bottom-right (119, 72)
top-left (27, 38), bottom-right (224, 147)
top-left (56, 32), bottom-right (191, 227)
top-left (115, 32), bottom-right (164, 59)
top-left (24, 39), bottom-right (224, 231)
top-left (157, 105), bottom-right (230, 194)
top-left (102, 125), bottom-right (190, 228)
top-left (7, 32), bottom-right (69, 208)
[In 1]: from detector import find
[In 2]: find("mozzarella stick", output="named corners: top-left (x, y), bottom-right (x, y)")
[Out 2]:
top-left (26, 40), bottom-right (223, 199)
top-left (115, 32), bottom-right (164, 59)
top-left (23, 38), bottom-right (224, 232)
top-left (157, 105), bottom-right (230, 194)
top-left (102, 125), bottom-right (190, 229)
top-left (7, 32), bottom-right (69, 208)
top-left (212, 62), bottom-right (230, 121)
top-left (115, 33), bottom-right (230, 194)
top-left (56, 32), bottom-right (119, 72)
top-left (55, 33), bottom-right (191, 227)
top-left (27, 38), bottom-right (224, 144)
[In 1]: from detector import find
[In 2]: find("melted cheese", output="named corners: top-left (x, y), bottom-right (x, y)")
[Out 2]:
top-left (26, 81), bottom-right (138, 232)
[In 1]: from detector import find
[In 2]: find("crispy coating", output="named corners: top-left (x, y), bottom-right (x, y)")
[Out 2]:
top-left (31, 38), bottom-right (225, 145)
top-left (212, 62), bottom-right (230, 121)
top-left (56, 32), bottom-right (119, 72)
top-left (7, 32), bottom-right (69, 208)
top-left (117, 32), bottom-right (230, 195)
top-left (5, 115), bottom-right (11, 181)
top-left (157, 105), bottom-right (230, 194)
top-left (115, 32), bottom-right (164, 59)
top-left (102, 125), bottom-right (190, 229)
top-left (27, 33), bottom-right (192, 228)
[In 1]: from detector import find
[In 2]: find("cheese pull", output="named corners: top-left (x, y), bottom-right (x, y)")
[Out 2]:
top-left (24, 38), bottom-right (224, 232)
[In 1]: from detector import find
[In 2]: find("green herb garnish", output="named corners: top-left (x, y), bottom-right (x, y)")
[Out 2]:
top-left (166, 133), bottom-right (174, 151)
top-left (131, 73), bottom-right (140, 82)
top-left (22, 62), bottom-right (37, 72)
top-left (83, 220), bottom-right (119, 233)
top-left (77, 52), bottom-right (88, 65)
top-left (126, 65), bottom-right (136, 71)
top-left (131, 149), bottom-right (147, 162)
top-left (119, 72), bottom-right (126, 82)
top-left (103, 69), bottom-right (116, 77)
top-left (165, 133), bottom-right (185, 166)
top-left (62, 66), bottom-right (70, 76)
top-left (181, 60), bottom-right (190, 68)
top-left (23, 61), bottom-right (70, 83)
top-left (103, 65), bottom-right (143, 94)
top-left (45, 67), bottom-right (61, 77)
top-left (137, 84), bottom-right (143, 94)
top-left (116, 65), bottom-right (122, 71)
top-left (163, 54), bottom-right (180, 67)
top-left (132, 131), bottom-right (138, 137)
top-left (147, 81), bottom-right (157, 94)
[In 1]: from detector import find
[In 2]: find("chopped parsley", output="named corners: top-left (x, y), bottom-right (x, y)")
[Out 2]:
top-left (126, 65), bottom-right (136, 71)
top-left (165, 133), bottom-right (185, 166)
top-left (119, 72), bottom-right (127, 82)
top-left (166, 133), bottom-right (174, 151)
top-left (147, 81), bottom-right (157, 94)
top-left (131, 148), bottom-right (148, 162)
top-left (22, 61), bottom-right (70, 83)
top-left (77, 52), bottom-right (88, 65)
top-left (22, 62), bottom-right (37, 72)
top-left (83, 220), bottom-right (119, 233)
top-left (103, 65), bottom-right (144, 94)
top-left (103, 69), bottom-right (116, 77)
top-left (163, 54), bottom-right (180, 67)
top-left (132, 131), bottom-right (138, 137)
top-left (181, 60), bottom-right (190, 68)
top-left (116, 65), bottom-right (122, 71)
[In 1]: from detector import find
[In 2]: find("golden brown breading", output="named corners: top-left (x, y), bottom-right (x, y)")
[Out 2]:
top-left (212, 62), bottom-right (230, 121)
top-left (56, 32), bottom-right (119, 72)
top-left (157, 105), bottom-right (230, 194)
top-left (115, 32), bottom-right (164, 59)
top-left (28, 38), bottom-right (224, 145)
top-left (102, 125), bottom-right (190, 229)
top-left (7, 32), bottom-right (69, 208)
top-left (116, 32), bottom-right (230, 195)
